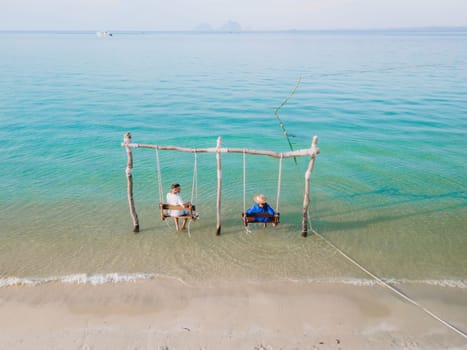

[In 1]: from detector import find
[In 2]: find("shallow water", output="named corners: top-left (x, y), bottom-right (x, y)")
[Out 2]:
top-left (0, 30), bottom-right (466, 287)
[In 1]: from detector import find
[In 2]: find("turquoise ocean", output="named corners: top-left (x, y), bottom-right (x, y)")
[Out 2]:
top-left (0, 29), bottom-right (466, 289)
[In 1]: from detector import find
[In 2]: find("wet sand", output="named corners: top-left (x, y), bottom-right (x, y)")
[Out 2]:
top-left (0, 279), bottom-right (466, 349)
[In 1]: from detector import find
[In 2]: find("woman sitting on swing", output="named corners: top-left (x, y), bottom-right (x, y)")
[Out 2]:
top-left (245, 194), bottom-right (277, 228)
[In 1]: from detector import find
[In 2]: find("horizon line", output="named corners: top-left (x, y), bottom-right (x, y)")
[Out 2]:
top-left (1, 25), bottom-right (467, 33)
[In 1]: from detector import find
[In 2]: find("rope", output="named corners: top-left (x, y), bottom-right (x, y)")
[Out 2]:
top-left (155, 147), bottom-right (164, 204)
top-left (186, 220), bottom-right (192, 238)
top-left (276, 154), bottom-right (283, 212)
top-left (155, 147), bottom-right (172, 230)
top-left (242, 150), bottom-right (252, 234)
top-left (191, 151), bottom-right (198, 204)
top-left (186, 151), bottom-right (199, 238)
top-left (243, 149), bottom-right (247, 214)
top-left (307, 213), bottom-right (466, 339)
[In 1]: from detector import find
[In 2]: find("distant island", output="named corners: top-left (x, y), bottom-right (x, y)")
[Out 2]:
top-left (193, 20), bottom-right (242, 32)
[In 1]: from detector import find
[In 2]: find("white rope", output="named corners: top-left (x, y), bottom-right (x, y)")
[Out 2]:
top-left (185, 151), bottom-right (199, 238)
top-left (243, 149), bottom-right (247, 213)
top-left (275, 154), bottom-right (283, 212)
top-left (186, 220), bottom-right (192, 238)
top-left (155, 147), bottom-right (164, 204)
top-left (242, 150), bottom-right (252, 234)
top-left (308, 216), bottom-right (466, 339)
top-left (191, 151), bottom-right (198, 205)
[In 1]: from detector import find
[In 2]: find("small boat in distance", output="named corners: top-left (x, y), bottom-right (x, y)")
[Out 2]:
top-left (96, 31), bottom-right (113, 38)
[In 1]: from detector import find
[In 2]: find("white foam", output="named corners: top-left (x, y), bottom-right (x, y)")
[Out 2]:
top-left (288, 277), bottom-right (467, 289)
top-left (405, 279), bottom-right (467, 289)
top-left (64, 273), bottom-right (158, 285)
top-left (0, 275), bottom-right (465, 289)
top-left (0, 273), bottom-right (157, 288)
top-left (286, 277), bottom-right (384, 286)
top-left (0, 276), bottom-right (48, 287)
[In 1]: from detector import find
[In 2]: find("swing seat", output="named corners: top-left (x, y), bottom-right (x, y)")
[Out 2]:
top-left (159, 203), bottom-right (197, 221)
top-left (242, 212), bottom-right (280, 227)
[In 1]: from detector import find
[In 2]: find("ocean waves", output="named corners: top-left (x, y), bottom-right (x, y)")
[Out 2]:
top-left (1, 273), bottom-right (466, 289)
top-left (0, 273), bottom-right (188, 288)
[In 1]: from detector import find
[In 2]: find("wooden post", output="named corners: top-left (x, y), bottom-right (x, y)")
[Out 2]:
top-left (301, 136), bottom-right (319, 237)
top-left (123, 132), bottom-right (139, 233)
top-left (216, 136), bottom-right (222, 235)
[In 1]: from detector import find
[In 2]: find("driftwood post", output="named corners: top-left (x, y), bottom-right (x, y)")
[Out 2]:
top-left (216, 136), bottom-right (222, 235)
top-left (123, 132), bottom-right (139, 233)
top-left (301, 136), bottom-right (319, 237)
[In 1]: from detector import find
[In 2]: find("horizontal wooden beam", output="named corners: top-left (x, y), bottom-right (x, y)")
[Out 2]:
top-left (121, 142), bottom-right (320, 159)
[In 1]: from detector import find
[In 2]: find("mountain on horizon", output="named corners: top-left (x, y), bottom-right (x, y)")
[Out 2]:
top-left (193, 20), bottom-right (242, 32)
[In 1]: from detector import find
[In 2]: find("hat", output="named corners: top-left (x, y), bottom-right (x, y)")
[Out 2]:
top-left (254, 194), bottom-right (268, 204)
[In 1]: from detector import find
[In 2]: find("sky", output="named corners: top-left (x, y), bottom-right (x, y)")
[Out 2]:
top-left (1, 0), bottom-right (467, 31)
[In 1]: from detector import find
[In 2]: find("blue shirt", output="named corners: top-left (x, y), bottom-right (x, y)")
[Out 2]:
top-left (246, 203), bottom-right (275, 222)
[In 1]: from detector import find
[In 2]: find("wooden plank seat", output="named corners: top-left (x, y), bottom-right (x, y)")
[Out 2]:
top-left (159, 203), bottom-right (196, 220)
top-left (242, 212), bottom-right (280, 227)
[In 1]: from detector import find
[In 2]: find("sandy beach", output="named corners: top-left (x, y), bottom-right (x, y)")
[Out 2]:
top-left (0, 279), bottom-right (465, 350)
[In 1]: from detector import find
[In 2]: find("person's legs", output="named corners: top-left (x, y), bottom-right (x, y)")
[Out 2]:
top-left (173, 217), bottom-right (180, 231)
top-left (181, 218), bottom-right (188, 230)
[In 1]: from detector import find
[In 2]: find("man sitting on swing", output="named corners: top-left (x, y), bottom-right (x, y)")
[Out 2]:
top-left (166, 183), bottom-right (198, 231)
top-left (246, 194), bottom-right (277, 228)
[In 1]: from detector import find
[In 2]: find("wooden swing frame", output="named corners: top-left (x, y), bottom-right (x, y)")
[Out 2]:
top-left (122, 132), bottom-right (319, 236)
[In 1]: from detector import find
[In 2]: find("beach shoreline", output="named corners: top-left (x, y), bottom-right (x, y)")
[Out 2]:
top-left (1, 279), bottom-right (465, 349)
top-left (1, 29), bottom-right (467, 350)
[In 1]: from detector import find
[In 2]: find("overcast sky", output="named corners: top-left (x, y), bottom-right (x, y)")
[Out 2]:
top-left (2, 0), bottom-right (467, 31)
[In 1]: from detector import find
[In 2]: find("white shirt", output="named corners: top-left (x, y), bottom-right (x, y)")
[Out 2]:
top-left (166, 192), bottom-right (186, 216)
